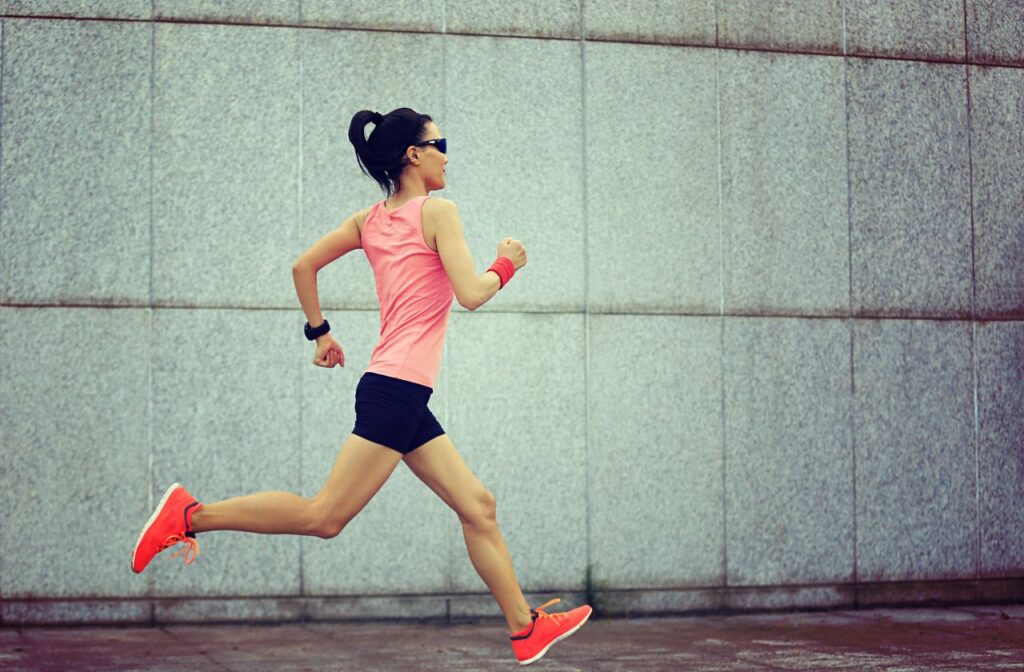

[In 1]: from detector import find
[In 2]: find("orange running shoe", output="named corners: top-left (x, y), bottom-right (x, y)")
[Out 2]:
top-left (509, 598), bottom-right (592, 665)
top-left (131, 482), bottom-right (203, 574)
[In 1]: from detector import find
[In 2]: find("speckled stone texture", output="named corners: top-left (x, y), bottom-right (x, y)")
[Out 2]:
top-left (156, 597), bottom-right (303, 624)
top-left (0, 19), bottom-right (151, 305)
top-left (853, 319), bottom-right (977, 582)
top-left (0, 308), bottom-right (151, 599)
top-left (152, 0), bottom-right (296, 23)
top-left (2, 0), bottom-right (151, 19)
top-left (154, 0), bottom-right (299, 24)
top-left (444, 34), bottom-right (584, 312)
top-left (300, 0), bottom-right (443, 33)
top-left (449, 590), bottom-right (588, 619)
top-left (302, 594), bottom-right (447, 622)
top-left (447, 0), bottom-right (581, 39)
top-left (300, 28), bottom-right (444, 312)
top-left (846, 58), bottom-right (972, 318)
top-left (1, 599), bottom-right (151, 626)
top-left (723, 317), bottom-right (854, 586)
top-left (976, 321), bottom-right (1024, 577)
top-left (300, 311), bottom-right (451, 596)
top-left (445, 312), bottom-right (587, 593)
top-left (149, 309), bottom-right (303, 598)
top-left (969, 65), bottom-right (1024, 319)
top-left (585, 42), bottom-right (719, 314)
top-left (584, 0), bottom-right (715, 46)
top-left (152, 22), bottom-right (300, 308)
top-left (2, 1), bottom-right (1022, 628)
top-left (966, 0), bottom-right (1024, 66)
top-left (588, 315), bottom-right (723, 589)
top-left (846, 0), bottom-right (966, 61)
top-left (719, 50), bottom-right (849, 316)
top-left (718, 0), bottom-right (844, 54)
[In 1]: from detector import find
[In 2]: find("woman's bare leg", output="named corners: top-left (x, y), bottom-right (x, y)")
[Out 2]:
top-left (190, 433), bottom-right (403, 538)
top-left (402, 434), bottom-right (534, 634)
top-left (190, 490), bottom-right (318, 535)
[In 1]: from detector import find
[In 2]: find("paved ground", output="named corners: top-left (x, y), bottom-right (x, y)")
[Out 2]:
top-left (1, 603), bottom-right (1022, 671)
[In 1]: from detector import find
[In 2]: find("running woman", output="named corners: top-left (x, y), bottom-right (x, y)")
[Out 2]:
top-left (131, 107), bottom-right (591, 665)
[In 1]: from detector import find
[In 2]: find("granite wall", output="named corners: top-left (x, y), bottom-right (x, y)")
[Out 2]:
top-left (0, 0), bottom-right (1021, 625)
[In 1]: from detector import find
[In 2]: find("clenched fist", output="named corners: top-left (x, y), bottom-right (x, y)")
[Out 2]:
top-left (313, 335), bottom-right (344, 368)
top-left (497, 237), bottom-right (527, 270)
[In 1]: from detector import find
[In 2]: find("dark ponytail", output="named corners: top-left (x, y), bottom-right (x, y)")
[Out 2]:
top-left (348, 107), bottom-right (433, 197)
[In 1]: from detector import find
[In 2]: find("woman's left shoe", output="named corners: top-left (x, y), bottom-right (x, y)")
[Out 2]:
top-left (509, 598), bottom-right (592, 665)
top-left (131, 482), bottom-right (203, 574)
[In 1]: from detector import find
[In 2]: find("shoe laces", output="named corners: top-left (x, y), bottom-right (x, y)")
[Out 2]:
top-left (161, 533), bottom-right (200, 565)
top-left (532, 598), bottom-right (569, 624)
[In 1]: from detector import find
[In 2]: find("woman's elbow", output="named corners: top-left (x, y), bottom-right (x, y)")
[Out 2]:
top-left (457, 289), bottom-right (480, 311)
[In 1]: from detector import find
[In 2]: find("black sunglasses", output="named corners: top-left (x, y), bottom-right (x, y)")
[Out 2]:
top-left (413, 138), bottom-right (447, 154)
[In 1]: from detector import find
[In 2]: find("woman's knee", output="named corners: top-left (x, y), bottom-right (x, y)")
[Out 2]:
top-left (462, 488), bottom-right (498, 527)
top-left (308, 496), bottom-right (350, 539)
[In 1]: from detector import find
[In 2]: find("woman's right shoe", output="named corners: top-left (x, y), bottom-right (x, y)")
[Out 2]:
top-left (131, 482), bottom-right (203, 574)
top-left (509, 598), bottom-right (593, 665)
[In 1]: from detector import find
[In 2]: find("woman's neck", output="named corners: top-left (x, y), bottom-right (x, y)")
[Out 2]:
top-left (390, 176), bottom-right (428, 204)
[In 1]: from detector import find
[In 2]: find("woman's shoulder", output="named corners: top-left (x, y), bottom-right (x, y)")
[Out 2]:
top-left (420, 197), bottom-right (459, 244)
top-left (422, 196), bottom-right (458, 214)
top-left (354, 203), bottom-right (378, 235)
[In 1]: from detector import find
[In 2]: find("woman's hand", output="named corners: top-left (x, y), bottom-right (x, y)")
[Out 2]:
top-left (313, 334), bottom-right (345, 368)
top-left (497, 238), bottom-right (527, 270)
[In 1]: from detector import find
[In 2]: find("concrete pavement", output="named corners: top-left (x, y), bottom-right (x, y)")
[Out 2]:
top-left (1, 602), bottom-right (1022, 671)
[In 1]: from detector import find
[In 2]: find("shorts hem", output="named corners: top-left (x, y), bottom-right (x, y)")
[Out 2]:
top-left (351, 429), bottom-right (403, 454)
top-left (406, 429), bottom-right (446, 455)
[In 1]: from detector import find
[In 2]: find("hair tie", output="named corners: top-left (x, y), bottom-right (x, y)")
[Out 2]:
top-left (371, 112), bottom-right (384, 124)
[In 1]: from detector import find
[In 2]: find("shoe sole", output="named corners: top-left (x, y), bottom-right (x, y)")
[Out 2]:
top-left (131, 482), bottom-right (181, 574)
top-left (518, 608), bottom-right (592, 666)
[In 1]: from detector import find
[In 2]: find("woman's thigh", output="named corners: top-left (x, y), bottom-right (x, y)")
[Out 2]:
top-left (402, 433), bottom-right (494, 525)
top-left (311, 433), bottom-right (404, 533)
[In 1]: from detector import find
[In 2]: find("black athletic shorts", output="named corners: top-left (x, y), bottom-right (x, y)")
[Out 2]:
top-left (352, 371), bottom-right (445, 455)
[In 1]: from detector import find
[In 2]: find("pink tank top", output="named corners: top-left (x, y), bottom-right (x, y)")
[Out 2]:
top-left (361, 195), bottom-right (455, 389)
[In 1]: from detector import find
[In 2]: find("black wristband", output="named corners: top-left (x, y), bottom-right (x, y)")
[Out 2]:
top-left (304, 319), bottom-right (330, 341)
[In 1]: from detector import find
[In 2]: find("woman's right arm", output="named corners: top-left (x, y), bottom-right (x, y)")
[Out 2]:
top-left (291, 208), bottom-right (367, 328)
top-left (430, 199), bottom-right (502, 311)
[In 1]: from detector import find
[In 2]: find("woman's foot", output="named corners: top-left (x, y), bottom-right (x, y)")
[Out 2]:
top-left (509, 598), bottom-right (592, 665)
top-left (131, 482), bottom-right (203, 574)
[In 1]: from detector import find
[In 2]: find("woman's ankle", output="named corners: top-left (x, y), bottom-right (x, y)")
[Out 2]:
top-left (509, 612), bottom-right (534, 635)
top-left (189, 508), bottom-right (208, 533)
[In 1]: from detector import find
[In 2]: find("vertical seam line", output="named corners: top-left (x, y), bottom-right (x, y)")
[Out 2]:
top-left (297, 19), bottom-right (305, 602)
top-left (147, 13), bottom-right (156, 600)
top-left (962, 0), bottom-right (981, 580)
top-left (714, 0), bottom-right (719, 47)
top-left (841, 0), bottom-right (847, 56)
top-left (842, 0), bottom-right (858, 588)
top-left (715, 44), bottom-right (728, 586)
top-left (580, 0), bottom-right (592, 600)
top-left (970, 323), bottom-right (980, 579)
